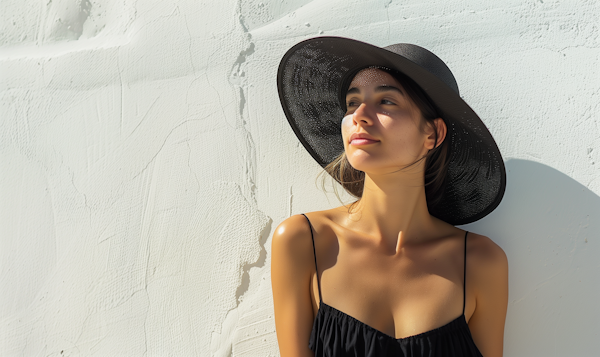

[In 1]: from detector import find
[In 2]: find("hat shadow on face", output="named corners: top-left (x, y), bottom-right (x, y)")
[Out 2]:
top-left (458, 159), bottom-right (600, 356)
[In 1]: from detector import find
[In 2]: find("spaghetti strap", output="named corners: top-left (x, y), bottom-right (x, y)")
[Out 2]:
top-left (463, 231), bottom-right (469, 315)
top-left (301, 214), bottom-right (322, 302)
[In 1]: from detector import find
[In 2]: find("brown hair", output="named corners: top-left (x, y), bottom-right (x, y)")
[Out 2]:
top-left (319, 68), bottom-right (450, 213)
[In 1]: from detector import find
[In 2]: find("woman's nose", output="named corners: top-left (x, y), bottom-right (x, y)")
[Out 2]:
top-left (352, 103), bottom-right (376, 126)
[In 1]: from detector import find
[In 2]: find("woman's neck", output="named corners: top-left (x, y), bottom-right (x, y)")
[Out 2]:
top-left (345, 169), bottom-right (438, 251)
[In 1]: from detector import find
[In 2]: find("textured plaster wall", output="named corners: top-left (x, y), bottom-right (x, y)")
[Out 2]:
top-left (1, 0), bottom-right (599, 356)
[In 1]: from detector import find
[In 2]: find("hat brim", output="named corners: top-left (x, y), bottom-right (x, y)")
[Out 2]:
top-left (277, 37), bottom-right (506, 225)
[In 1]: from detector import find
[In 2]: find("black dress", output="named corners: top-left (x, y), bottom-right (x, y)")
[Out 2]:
top-left (301, 214), bottom-right (484, 357)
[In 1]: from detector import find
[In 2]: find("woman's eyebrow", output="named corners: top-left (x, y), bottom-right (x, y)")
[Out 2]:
top-left (345, 86), bottom-right (405, 97)
top-left (346, 87), bottom-right (360, 95)
top-left (374, 85), bottom-right (404, 95)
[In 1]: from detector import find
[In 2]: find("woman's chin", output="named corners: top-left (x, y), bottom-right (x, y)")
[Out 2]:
top-left (349, 159), bottom-right (424, 177)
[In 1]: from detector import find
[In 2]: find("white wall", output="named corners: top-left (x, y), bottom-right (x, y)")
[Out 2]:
top-left (1, 0), bottom-right (599, 356)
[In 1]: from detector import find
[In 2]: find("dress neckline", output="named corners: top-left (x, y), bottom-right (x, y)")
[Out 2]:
top-left (317, 301), bottom-right (467, 341)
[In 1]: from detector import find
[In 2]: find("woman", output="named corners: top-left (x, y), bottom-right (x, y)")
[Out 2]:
top-left (272, 37), bottom-right (508, 357)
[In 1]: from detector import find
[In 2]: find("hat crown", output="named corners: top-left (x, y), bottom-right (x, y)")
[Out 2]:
top-left (383, 43), bottom-right (459, 95)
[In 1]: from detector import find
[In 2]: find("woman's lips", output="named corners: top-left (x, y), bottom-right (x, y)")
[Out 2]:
top-left (350, 138), bottom-right (379, 145)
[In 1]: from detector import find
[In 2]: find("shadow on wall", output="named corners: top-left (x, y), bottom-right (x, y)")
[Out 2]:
top-left (459, 159), bottom-right (600, 357)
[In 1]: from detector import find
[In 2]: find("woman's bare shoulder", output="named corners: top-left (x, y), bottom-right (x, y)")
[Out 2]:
top-left (272, 209), bottom-right (342, 252)
top-left (272, 215), bottom-right (313, 253)
top-left (465, 232), bottom-right (508, 286)
top-left (466, 232), bottom-right (507, 261)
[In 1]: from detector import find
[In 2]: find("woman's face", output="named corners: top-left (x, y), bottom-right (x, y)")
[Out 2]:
top-left (341, 68), bottom-right (435, 175)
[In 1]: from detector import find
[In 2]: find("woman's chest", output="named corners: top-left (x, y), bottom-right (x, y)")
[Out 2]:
top-left (313, 245), bottom-right (465, 338)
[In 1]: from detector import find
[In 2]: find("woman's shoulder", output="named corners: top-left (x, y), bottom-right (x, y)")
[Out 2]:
top-left (272, 215), bottom-right (312, 249)
top-left (465, 232), bottom-right (507, 263)
top-left (271, 215), bottom-right (318, 277)
top-left (272, 209), bottom-right (341, 252)
top-left (464, 232), bottom-right (508, 286)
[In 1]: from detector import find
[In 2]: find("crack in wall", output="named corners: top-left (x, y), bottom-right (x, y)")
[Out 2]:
top-left (210, 7), bottom-right (271, 350)
top-left (230, 1), bottom-right (257, 202)
top-left (384, 0), bottom-right (392, 41)
top-left (230, 41), bottom-right (255, 121)
top-left (234, 219), bottom-right (272, 304)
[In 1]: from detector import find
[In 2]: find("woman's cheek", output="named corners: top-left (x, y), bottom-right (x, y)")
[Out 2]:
top-left (341, 115), bottom-right (353, 143)
top-left (341, 114), bottom-right (352, 127)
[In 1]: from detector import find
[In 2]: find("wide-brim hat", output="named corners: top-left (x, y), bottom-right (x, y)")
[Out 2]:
top-left (277, 36), bottom-right (505, 225)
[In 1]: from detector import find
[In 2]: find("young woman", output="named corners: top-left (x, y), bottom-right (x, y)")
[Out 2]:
top-left (272, 37), bottom-right (508, 357)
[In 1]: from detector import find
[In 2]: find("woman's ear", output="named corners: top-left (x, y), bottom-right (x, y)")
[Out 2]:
top-left (425, 118), bottom-right (447, 150)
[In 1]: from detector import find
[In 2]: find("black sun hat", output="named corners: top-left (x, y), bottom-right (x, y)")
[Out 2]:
top-left (277, 36), bottom-right (506, 225)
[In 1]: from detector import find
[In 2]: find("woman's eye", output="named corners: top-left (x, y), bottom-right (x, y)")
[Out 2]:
top-left (347, 101), bottom-right (358, 107)
top-left (381, 99), bottom-right (395, 105)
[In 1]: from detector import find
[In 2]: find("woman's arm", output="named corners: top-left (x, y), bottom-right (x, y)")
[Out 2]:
top-left (467, 234), bottom-right (509, 357)
top-left (271, 215), bottom-right (317, 357)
